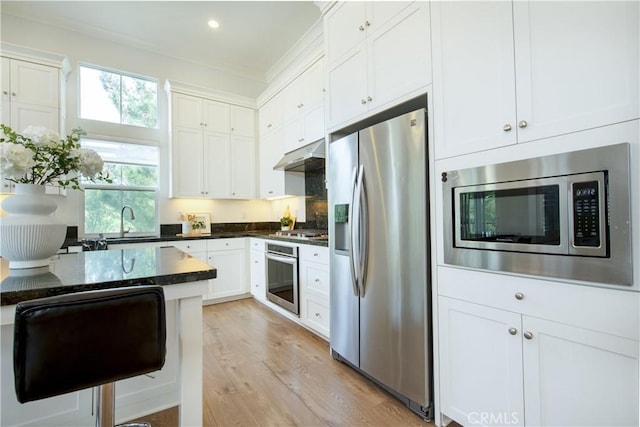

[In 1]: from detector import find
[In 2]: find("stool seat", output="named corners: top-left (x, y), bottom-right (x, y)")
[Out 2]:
top-left (13, 285), bottom-right (166, 426)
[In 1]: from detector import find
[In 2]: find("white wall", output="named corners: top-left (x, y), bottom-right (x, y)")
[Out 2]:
top-left (0, 13), bottom-right (308, 230)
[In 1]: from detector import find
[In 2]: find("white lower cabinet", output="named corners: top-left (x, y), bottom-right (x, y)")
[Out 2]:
top-left (249, 239), bottom-right (267, 302)
top-left (438, 272), bottom-right (639, 427)
top-left (206, 238), bottom-right (248, 301)
top-left (299, 245), bottom-right (330, 339)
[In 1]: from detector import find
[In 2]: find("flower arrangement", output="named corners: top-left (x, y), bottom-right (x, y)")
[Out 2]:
top-left (0, 124), bottom-right (110, 189)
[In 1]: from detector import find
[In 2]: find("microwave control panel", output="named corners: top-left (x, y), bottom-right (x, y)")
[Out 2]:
top-left (572, 180), bottom-right (600, 247)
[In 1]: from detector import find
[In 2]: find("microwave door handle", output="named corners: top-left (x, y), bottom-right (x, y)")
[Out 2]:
top-left (357, 164), bottom-right (368, 297)
top-left (349, 166), bottom-right (360, 297)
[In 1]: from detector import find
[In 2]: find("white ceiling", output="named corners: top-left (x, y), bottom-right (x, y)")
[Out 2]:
top-left (0, 1), bottom-right (322, 82)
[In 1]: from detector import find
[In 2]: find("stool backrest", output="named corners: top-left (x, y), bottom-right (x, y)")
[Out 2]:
top-left (14, 286), bottom-right (166, 403)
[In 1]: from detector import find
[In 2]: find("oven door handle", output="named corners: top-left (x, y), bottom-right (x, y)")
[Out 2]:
top-left (266, 253), bottom-right (298, 265)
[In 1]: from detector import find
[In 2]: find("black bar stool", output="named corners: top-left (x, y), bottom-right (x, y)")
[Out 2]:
top-left (13, 285), bottom-right (167, 427)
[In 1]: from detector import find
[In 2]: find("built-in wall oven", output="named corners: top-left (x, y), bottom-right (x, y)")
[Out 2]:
top-left (265, 243), bottom-right (299, 315)
top-left (442, 143), bottom-right (632, 286)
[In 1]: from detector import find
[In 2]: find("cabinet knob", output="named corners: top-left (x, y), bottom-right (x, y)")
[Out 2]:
top-left (11, 92), bottom-right (16, 96)
top-left (231, 127), bottom-right (235, 131)
top-left (268, 191), bottom-right (274, 194)
top-left (315, 312), bottom-right (321, 317)
top-left (315, 278), bottom-right (320, 283)
top-left (503, 124), bottom-right (512, 132)
top-left (518, 120), bottom-right (528, 128)
top-left (313, 253), bottom-right (318, 257)
top-left (508, 327), bottom-right (518, 336)
top-left (254, 260), bottom-right (258, 263)
top-left (515, 292), bottom-right (524, 300)
top-left (523, 331), bottom-right (534, 340)
top-left (367, 96), bottom-right (372, 102)
top-left (359, 25), bottom-right (365, 31)
top-left (2, 90), bottom-right (7, 95)
top-left (365, 20), bottom-right (371, 27)
top-left (267, 123), bottom-right (272, 128)
top-left (361, 99), bottom-right (367, 104)
top-left (204, 123), bottom-right (208, 127)
top-left (298, 137), bottom-right (304, 142)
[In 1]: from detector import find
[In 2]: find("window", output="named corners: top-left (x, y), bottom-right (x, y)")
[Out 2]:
top-left (81, 139), bottom-right (159, 237)
top-left (79, 64), bottom-right (158, 128)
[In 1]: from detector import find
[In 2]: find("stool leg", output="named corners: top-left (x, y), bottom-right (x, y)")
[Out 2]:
top-left (96, 383), bottom-right (116, 427)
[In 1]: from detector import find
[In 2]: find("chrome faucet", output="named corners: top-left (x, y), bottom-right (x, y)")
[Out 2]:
top-left (120, 205), bottom-right (136, 238)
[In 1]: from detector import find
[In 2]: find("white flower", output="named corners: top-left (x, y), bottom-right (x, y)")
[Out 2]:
top-left (22, 126), bottom-right (60, 147)
top-left (0, 143), bottom-right (35, 179)
top-left (77, 148), bottom-right (104, 178)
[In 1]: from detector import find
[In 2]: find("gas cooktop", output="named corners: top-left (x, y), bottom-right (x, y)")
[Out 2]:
top-left (269, 229), bottom-right (329, 241)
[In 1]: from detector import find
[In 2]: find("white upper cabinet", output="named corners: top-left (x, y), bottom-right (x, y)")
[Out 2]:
top-left (170, 92), bottom-right (256, 199)
top-left (512, 1), bottom-right (639, 143)
top-left (258, 91), bottom-right (284, 137)
top-left (325, 1), bottom-right (431, 130)
top-left (282, 59), bottom-right (325, 153)
top-left (432, 0), bottom-right (640, 159)
top-left (1, 57), bottom-right (60, 133)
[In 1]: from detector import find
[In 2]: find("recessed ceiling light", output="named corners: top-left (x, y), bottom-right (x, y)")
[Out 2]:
top-left (208, 20), bottom-right (219, 29)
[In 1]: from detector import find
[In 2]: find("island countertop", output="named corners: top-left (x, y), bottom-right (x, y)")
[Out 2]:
top-left (0, 246), bottom-right (217, 306)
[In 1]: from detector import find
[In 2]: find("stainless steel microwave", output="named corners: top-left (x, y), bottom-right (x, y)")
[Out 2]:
top-left (442, 143), bottom-right (632, 286)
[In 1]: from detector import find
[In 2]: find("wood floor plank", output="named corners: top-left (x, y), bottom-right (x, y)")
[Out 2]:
top-left (201, 299), bottom-right (432, 427)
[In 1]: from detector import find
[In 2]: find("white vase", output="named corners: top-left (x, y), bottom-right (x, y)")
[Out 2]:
top-left (0, 183), bottom-right (66, 269)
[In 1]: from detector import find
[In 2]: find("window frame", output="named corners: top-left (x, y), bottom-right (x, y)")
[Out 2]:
top-left (79, 136), bottom-right (160, 239)
top-left (78, 62), bottom-right (160, 129)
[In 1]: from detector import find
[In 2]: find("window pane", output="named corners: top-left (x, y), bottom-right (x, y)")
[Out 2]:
top-left (121, 75), bottom-right (158, 128)
top-left (80, 67), bottom-right (120, 123)
top-left (122, 164), bottom-right (157, 186)
top-left (82, 139), bottom-right (158, 166)
top-left (84, 189), bottom-right (156, 234)
top-left (79, 65), bottom-right (158, 129)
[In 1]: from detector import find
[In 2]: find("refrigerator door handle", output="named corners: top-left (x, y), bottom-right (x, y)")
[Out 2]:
top-left (349, 165), bottom-right (360, 297)
top-left (358, 164), bottom-right (369, 297)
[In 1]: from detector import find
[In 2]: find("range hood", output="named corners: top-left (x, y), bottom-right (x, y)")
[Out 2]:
top-left (273, 139), bottom-right (325, 172)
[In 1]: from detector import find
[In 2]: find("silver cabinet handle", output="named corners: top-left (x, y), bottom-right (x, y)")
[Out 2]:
top-left (515, 292), bottom-right (524, 300)
top-left (11, 92), bottom-right (16, 96)
top-left (503, 124), bottom-right (512, 132)
top-left (359, 25), bottom-right (365, 31)
top-left (315, 312), bottom-right (320, 317)
top-left (508, 327), bottom-right (518, 336)
top-left (267, 123), bottom-right (272, 128)
top-left (361, 99), bottom-right (367, 104)
top-left (367, 96), bottom-right (372, 102)
top-left (365, 20), bottom-right (370, 27)
top-left (518, 120), bottom-right (528, 128)
top-left (524, 331), bottom-right (534, 340)
top-left (315, 278), bottom-right (320, 283)
top-left (2, 90), bottom-right (7, 95)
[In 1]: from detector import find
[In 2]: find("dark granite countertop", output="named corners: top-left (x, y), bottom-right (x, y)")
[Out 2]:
top-left (64, 230), bottom-right (329, 249)
top-left (0, 246), bottom-right (216, 306)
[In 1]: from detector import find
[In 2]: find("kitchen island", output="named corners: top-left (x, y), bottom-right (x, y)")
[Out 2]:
top-left (0, 246), bottom-right (216, 427)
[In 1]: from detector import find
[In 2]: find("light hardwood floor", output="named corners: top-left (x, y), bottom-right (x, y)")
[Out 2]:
top-left (132, 298), bottom-right (433, 426)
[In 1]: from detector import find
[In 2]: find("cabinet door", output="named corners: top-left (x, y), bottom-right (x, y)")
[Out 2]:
top-left (11, 103), bottom-right (59, 132)
top-left (1, 57), bottom-right (10, 102)
top-left (431, 1), bottom-right (517, 159)
top-left (259, 128), bottom-right (285, 198)
top-left (171, 127), bottom-right (204, 198)
top-left (324, 1), bottom-right (367, 64)
top-left (171, 93), bottom-right (202, 129)
top-left (202, 100), bottom-right (229, 134)
top-left (522, 316), bottom-right (639, 427)
top-left (249, 248), bottom-right (266, 301)
top-left (302, 105), bottom-right (325, 145)
top-left (229, 135), bottom-right (255, 199)
top-left (208, 249), bottom-right (247, 299)
top-left (10, 60), bottom-right (59, 108)
top-left (259, 92), bottom-right (284, 136)
top-left (513, 1), bottom-right (639, 143)
top-left (229, 105), bottom-right (255, 137)
top-left (300, 60), bottom-right (324, 110)
top-left (283, 118), bottom-right (304, 153)
top-left (204, 131), bottom-right (231, 198)
top-left (326, 44), bottom-right (368, 129)
top-left (438, 297), bottom-right (525, 426)
top-left (367, 2), bottom-right (430, 111)
top-left (283, 77), bottom-right (303, 121)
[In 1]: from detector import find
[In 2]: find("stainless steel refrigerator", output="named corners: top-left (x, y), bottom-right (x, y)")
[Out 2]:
top-left (328, 108), bottom-right (432, 419)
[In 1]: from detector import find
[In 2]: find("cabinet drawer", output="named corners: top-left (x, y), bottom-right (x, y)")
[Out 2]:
top-left (438, 266), bottom-right (640, 340)
top-left (299, 245), bottom-right (329, 265)
top-left (304, 298), bottom-right (330, 337)
top-left (207, 238), bottom-right (245, 251)
top-left (249, 238), bottom-right (266, 252)
top-left (305, 264), bottom-right (329, 297)
top-left (170, 240), bottom-right (207, 254)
